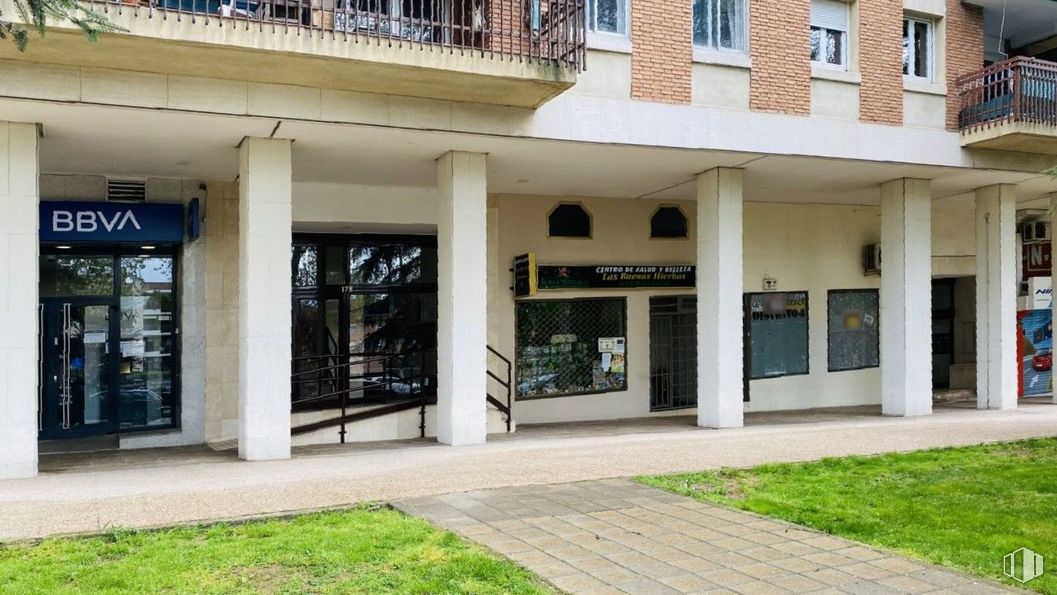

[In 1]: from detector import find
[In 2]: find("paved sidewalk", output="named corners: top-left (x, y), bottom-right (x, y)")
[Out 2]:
top-left (1, 404), bottom-right (1055, 541)
top-left (396, 480), bottom-right (1014, 594)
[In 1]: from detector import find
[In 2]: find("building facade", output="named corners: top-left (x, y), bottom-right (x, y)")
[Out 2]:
top-left (1, 0), bottom-right (1056, 478)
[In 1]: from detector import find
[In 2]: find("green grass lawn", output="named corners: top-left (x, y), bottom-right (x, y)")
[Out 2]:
top-left (0, 506), bottom-right (551, 595)
top-left (640, 437), bottom-right (1057, 593)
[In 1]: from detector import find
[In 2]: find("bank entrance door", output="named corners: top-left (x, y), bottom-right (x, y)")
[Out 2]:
top-left (39, 252), bottom-right (180, 440)
top-left (649, 296), bottom-right (698, 411)
top-left (39, 299), bottom-right (119, 438)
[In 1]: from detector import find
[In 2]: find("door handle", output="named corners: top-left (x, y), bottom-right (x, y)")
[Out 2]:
top-left (60, 303), bottom-right (72, 430)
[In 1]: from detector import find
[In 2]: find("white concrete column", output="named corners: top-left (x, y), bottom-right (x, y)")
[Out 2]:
top-left (880, 178), bottom-right (933, 417)
top-left (436, 151), bottom-right (488, 445)
top-left (237, 137), bottom-right (293, 460)
top-left (0, 122), bottom-right (39, 479)
top-left (696, 168), bottom-right (744, 428)
top-left (976, 184), bottom-right (1018, 410)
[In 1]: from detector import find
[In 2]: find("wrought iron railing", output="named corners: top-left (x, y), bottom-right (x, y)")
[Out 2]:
top-left (486, 345), bottom-right (512, 432)
top-left (87, 0), bottom-right (586, 71)
top-left (291, 350), bottom-right (435, 442)
top-left (957, 57), bottom-right (1057, 132)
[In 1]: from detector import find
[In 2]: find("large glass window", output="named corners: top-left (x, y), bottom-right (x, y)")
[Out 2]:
top-left (693, 0), bottom-right (747, 52)
top-left (746, 291), bottom-right (809, 379)
top-left (118, 256), bottom-right (176, 430)
top-left (903, 16), bottom-right (933, 80)
top-left (40, 255), bottom-right (115, 297)
top-left (588, 0), bottom-right (627, 35)
top-left (810, 0), bottom-right (849, 70)
top-left (516, 298), bottom-right (627, 398)
top-left (827, 289), bottom-right (879, 372)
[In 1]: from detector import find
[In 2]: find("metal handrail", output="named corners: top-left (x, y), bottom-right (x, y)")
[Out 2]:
top-left (957, 56), bottom-right (1057, 132)
top-left (486, 344), bottom-right (512, 432)
top-left (292, 349), bottom-right (435, 442)
top-left (86, 0), bottom-right (586, 72)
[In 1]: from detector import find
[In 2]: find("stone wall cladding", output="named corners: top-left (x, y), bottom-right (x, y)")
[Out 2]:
top-left (859, 0), bottom-right (904, 124)
top-left (749, 0), bottom-right (811, 115)
top-left (631, 0), bottom-right (692, 103)
top-left (945, 0), bottom-right (984, 131)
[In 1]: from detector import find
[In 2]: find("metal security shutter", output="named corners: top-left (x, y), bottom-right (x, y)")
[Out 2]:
top-left (811, 0), bottom-right (848, 30)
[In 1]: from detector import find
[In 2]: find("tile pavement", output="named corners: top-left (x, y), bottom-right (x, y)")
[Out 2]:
top-left (394, 479), bottom-right (1016, 594)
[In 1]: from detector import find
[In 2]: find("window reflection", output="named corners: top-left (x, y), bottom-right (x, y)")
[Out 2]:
top-left (40, 256), bottom-right (115, 297)
top-left (118, 256), bottom-right (175, 429)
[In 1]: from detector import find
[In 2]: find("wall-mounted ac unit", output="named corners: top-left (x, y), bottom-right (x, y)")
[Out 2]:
top-left (864, 244), bottom-right (881, 276)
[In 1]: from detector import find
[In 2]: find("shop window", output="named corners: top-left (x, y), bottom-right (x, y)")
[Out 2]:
top-left (118, 256), bottom-right (177, 430)
top-left (650, 206), bottom-right (689, 239)
top-left (292, 245), bottom-right (318, 288)
top-left (516, 298), bottom-right (627, 398)
top-left (827, 289), bottom-right (879, 372)
top-left (810, 0), bottom-right (849, 70)
top-left (548, 203), bottom-right (592, 238)
top-left (693, 0), bottom-right (747, 52)
top-left (746, 291), bottom-right (809, 379)
top-left (903, 16), bottom-right (934, 81)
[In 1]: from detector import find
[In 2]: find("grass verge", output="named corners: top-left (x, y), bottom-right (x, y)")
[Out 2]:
top-left (640, 438), bottom-right (1057, 593)
top-left (0, 505), bottom-right (552, 594)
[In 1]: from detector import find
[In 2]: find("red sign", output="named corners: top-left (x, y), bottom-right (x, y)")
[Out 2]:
top-left (1023, 242), bottom-right (1052, 280)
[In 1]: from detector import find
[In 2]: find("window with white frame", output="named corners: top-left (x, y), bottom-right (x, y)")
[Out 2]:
top-left (903, 16), bottom-right (934, 80)
top-left (810, 0), bottom-right (849, 69)
top-left (693, 0), bottom-right (747, 52)
top-left (588, 0), bottom-right (627, 35)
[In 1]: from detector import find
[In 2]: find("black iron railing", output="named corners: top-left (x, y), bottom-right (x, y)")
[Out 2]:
top-left (291, 350), bottom-right (435, 442)
top-left (958, 57), bottom-right (1057, 132)
top-left (87, 0), bottom-right (586, 71)
top-left (487, 344), bottom-right (512, 432)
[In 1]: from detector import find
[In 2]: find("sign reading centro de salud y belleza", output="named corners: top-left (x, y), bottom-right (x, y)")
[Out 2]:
top-left (513, 253), bottom-right (695, 297)
top-left (40, 201), bottom-right (185, 244)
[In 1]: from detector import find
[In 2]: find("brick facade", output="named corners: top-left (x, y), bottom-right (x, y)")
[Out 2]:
top-left (630, 0), bottom-right (692, 103)
top-left (945, 0), bottom-right (984, 131)
top-left (749, 0), bottom-right (811, 115)
top-left (859, 0), bottom-right (903, 125)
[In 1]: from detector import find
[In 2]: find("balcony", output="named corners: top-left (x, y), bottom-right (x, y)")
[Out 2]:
top-left (1, 0), bottom-right (583, 108)
top-left (958, 57), bottom-right (1057, 154)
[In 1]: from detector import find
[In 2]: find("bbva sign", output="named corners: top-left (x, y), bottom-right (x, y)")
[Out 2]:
top-left (40, 201), bottom-right (184, 244)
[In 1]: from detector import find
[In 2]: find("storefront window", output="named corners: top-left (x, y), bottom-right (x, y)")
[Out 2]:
top-left (40, 255), bottom-right (115, 297)
top-left (827, 289), bottom-right (879, 372)
top-left (746, 291), bottom-right (809, 379)
top-left (516, 298), bottom-right (627, 398)
top-left (118, 256), bottom-right (176, 429)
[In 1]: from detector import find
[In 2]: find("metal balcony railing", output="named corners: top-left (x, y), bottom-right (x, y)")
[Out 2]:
top-left (957, 56), bottom-right (1057, 132)
top-left (87, 0), bottom-right (586, 71)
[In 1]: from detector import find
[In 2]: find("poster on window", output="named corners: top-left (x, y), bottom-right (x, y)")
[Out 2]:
top-left (1018, 309), bottom-right (1053, 397)
top-left (747, 291), bottom-right (809, 379)
top-left (827, 290), bottom-right (879, 372)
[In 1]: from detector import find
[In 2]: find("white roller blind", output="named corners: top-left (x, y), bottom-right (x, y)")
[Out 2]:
top-left (811, 0), bottom-right (848, 30)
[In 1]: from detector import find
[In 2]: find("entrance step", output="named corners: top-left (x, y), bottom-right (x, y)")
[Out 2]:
top-left (933, 388), bottom-right (976, 403)
top-left (38, 434), bottom-right (119, 455)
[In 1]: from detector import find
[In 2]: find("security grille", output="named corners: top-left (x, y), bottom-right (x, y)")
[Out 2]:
top-left (515, 298), bottom-right (627, 398)
top-left (649, 296), bottom-right (697, 411)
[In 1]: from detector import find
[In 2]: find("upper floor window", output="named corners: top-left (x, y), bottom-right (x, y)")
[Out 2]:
top-left (810, 0), bottom-right (849, 70)
top-left (588, 0), bottom-right (627, 35)
top-left (693, 0), bottom-right (747, 52)
top-left (903, 16), bottom-right (934, 80)
top-left (549, 203), bottom-right (592, 238)
top-left (650, 206), bottom-right (689, 239)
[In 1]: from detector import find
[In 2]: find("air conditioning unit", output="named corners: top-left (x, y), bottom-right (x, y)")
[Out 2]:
top-left (864, 244), bottom-right (881, 276)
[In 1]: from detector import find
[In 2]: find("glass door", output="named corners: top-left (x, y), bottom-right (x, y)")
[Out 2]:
top-left (40, 300), bottom-right (118, 438)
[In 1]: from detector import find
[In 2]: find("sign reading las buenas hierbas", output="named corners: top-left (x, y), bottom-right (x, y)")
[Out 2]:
top-left (513, 253), bottom-right (695, 297)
